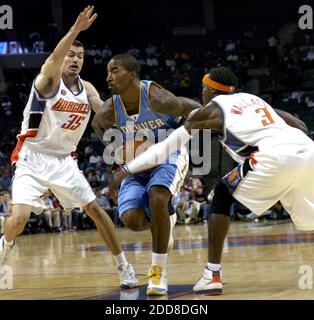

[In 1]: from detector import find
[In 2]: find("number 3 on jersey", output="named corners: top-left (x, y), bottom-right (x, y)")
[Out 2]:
top-left (61, 114), bottom-right (85, 130)
top-left (255, 107), bottom-right (275, 127)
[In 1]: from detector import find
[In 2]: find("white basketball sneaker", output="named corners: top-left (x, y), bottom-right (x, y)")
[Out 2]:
top-left (117, 263), bottom-right (139, 289)
top-left (0, 236), bottom-right (15, 266)
top-left (193, 267), bottom-right (223, 295)
top-left (146, 264), bottom-right (168, 296)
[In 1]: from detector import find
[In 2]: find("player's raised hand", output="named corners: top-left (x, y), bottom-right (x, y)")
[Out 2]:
top-left (73, 5), bottom-right (97, 32)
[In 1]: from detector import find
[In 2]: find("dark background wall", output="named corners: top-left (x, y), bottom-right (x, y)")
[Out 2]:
top-left (1, 0), bottom-right (308, 45)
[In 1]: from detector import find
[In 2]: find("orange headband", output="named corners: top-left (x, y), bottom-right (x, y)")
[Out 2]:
top-left (202, 74), bottom-right (235, 93)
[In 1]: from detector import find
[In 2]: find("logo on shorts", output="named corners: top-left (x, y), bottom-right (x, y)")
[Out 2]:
top-left (227, 167), bottom-right (241, 187)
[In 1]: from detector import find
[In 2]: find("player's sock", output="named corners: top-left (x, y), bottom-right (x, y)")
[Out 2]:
top-left (207, 262), bottom-right (221, 271)
top-left (152, 252), bottom-right (168, 269)
top-left (114, 251), bottom-right (128, 267)
top-left (3, 236), bottom-right (14, 247)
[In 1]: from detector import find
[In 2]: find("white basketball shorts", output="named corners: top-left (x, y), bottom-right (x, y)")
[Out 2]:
top-left (12, 146), bottom-right (96, 212)
top-left (233, 144), bottom-right (314, 230)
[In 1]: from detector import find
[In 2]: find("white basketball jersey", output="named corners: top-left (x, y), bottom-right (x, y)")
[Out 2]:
top-left (11, 77), bottom-right (91, 162)
top-left (212, 92), bottom-right (313, 163)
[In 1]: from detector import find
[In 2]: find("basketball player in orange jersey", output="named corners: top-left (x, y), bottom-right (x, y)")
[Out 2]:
top-left (112, 66), bottom-right (313, 295)
top-left (0, 6), bottom-right (138, 289)
top-left (92, 54), bottom-right (203, 295)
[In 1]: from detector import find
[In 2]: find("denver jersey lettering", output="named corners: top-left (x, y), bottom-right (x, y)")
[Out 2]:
top-left (113, 81), bottom-right (180, 142)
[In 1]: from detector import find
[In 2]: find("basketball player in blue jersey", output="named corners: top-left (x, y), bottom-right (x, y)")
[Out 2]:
top-left (92, 54), bottom-right (203, 295)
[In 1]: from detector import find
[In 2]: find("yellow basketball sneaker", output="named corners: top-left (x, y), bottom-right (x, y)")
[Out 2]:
top-left (146, 264), bottom-right (168, 296)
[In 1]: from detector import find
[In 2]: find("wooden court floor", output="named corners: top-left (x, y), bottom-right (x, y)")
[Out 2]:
top-left (1, 219), bottom-right (314, 300)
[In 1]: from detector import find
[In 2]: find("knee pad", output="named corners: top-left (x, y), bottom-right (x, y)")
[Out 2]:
top-left (208, 182), bottom-right (235, 216)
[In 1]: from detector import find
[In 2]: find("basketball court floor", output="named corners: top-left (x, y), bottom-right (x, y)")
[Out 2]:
top-left (1, 219), bottom-right (314, 300)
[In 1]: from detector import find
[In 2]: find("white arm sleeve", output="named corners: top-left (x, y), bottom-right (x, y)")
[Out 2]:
top-left (125, 126), bottom-right (192, 174)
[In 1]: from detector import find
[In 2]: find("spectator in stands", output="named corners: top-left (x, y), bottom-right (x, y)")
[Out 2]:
top-left (89, 174), bottom-right (101, 189)
top-left (51, 196), bottom-right (74, 231)
top-left (1, 96), bottom-right (12, 116)
top-left (40, 191), bottom-right (60, 232)
top-left (225, 39), bottom-right (236, 52)
top-left (184, 194), bottom-right (201, 225)
top-left (165, 55), bottom-right (176, 72)
top-left (84, 144), bottom-right (95, 158)
top-left (175, 187), bottom-right (190, 224)
top-left (3, 191), bottom-right (12, 214)
top-left (89, 150), bottom-right (102, 167)
top-left (128, 45), bottom-right (140, 58)
top-left (94, 187), bottom-right (119, 226)
top-left (146, 55), bottom-right (159, 69)
top-left (267, 34), bottom-right (279, 68)
top-left (62, 209), bottom-right (73, 231)
top-left (193, 185), bottom-right (209, 223)
top-left (32, 38), bottom-right (45, 53)
top-left (0, 191), bottom-right (11, 235)
top-left (145, 43), bottom-right (157, 57)
top-left (102, 45), bottom-right (112, 62)
top-left (0, 167), bottom-right (11, 191)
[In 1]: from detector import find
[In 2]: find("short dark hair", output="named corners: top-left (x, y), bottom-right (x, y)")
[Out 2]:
top-left (208, 67), bottom-right (238, 92)
top-left (112, 54), bottom-right (141, 77)
top-left (72, 40), bottom-right (84, 49)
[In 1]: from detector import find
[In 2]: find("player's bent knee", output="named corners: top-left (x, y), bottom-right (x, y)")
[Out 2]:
top-left (122, 219), bottom-right (145, 231)
top-left (208, 182), bottom-right (235, 216)
top-left (149, 186), bottom-right (171, 209)
top-left (122, 209), bottom-right (149, 231)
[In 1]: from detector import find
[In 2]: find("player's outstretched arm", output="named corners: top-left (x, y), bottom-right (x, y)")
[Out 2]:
top-left (92, 98), bottom-right (116, 144)
top-left (35, 5), bottom-right (97, 97)
top-left (115, 102), bottom-right (222, 179)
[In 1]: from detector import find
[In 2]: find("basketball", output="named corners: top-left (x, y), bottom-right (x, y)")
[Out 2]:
top-left (117, 139), bottom-right (152, 164)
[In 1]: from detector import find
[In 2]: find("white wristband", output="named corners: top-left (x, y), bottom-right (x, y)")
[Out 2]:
top-left (125, 126), bottom-right (192, 174)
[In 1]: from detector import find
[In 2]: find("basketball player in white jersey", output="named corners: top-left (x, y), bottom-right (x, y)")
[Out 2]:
top-left (0, 6), bottom-right (138, 289)
top-left (112, 66), bottom-right (314, 294)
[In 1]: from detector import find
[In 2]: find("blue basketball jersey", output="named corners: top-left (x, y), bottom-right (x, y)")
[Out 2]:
top-left (114, 81), bottom-right (190, 216)
top-left (113, 80), bottom-right (180, 143)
